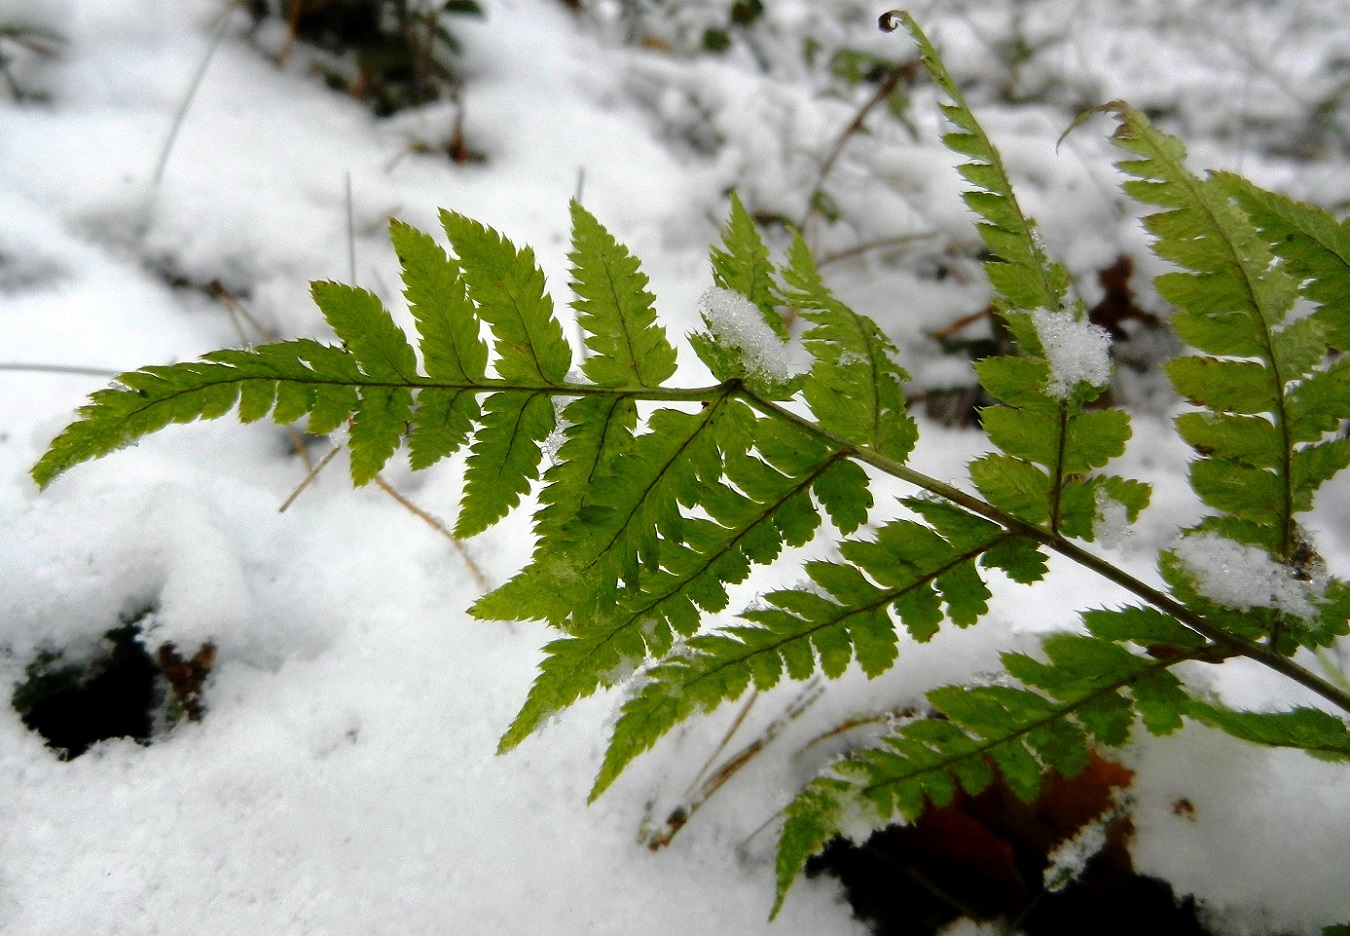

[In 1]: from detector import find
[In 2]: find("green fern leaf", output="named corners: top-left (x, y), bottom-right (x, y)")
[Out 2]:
top-left (439, 210), bottom-right (572, 385)
top-left (780, 233), bottom-right (918, 461)
top-left (471, 394), bottom-right (640, 624)
top-left (388, 219), bottom-right (488, 383)
top-left (32, 364), bottom-right (242, 488)
top-left (1175, 412), bottom-right (1282, 469)
top-left (1100, 102), bottom-right (1350, 564)
top-left (408, 388), bottom-right (479, 471)
top-left (1288, 357), bottom-right (1350, 441)
top-left (973, 357), bottom-right (1057, 413)
top-left (31, 338), bottom-right (367, 488)
top-left (1167, 357), bottom-right (1277, 414)
top-left (348, 385), bottom-right (415, 485)
top-left (773, 628), bottom-right (1191, 913)
top-left (967, 454), bottom-right (1052, 525)
top-left (898, 13), bottom-right (1068, 324)
top-left (710, 191), bottom-right (783, 335)
top-left (1187, 700), bottom-right (1350, 761)
top-left (1213, 171), bottom-right (1350, 350)
top-left (567, 200), bottom-right (677, 388)
top-left (593, 504), bottom-right (1030, 800)
top-left (304, 283), bottom-right (420, 483)
top-left (456, 391), bottom-right (556, 538)
top-left (310, 281), bottom-right (419, 381)
top-left (497, 413), bottom-right (870, 766)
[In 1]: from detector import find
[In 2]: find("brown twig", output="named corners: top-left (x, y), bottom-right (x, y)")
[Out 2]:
top-left (645, 681), bottom-right (824, 850)
top-left (796, 58), bottom-right (920, 236)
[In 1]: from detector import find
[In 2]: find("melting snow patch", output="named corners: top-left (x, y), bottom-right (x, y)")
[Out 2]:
top-left (1029, 308), bottom-right (1112, 399)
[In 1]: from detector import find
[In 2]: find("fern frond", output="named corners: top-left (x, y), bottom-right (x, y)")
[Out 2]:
top-left (389, 219), bottom-right (488, 383)
top-left (495, 411), bottom-right (874, 766)
top-left (1099, 103), bottom-right (1350, 656)
top-left (439, 209), bottom-right (572, 386)
top-left (691, 201), bottom-right (804, 399)
top-left (898, 13), bottom-right (1069, 326)
top-left (710, 191), bottom-right (783, 335)
top-left (773, 623), bottom-right (1193, 916)
top-left (596, 499), bottom-right (1048, 801)
top-left (33, 336), bottom-right (386, 489)
top-left (1213, 172), bottom-right (1350, 351)
top-left (457, 391), bottom-right (556, 537)
top-left (900, 16), bottom-right (1146, 546)
top-left (1187, 699), bottom-right (1350, 761)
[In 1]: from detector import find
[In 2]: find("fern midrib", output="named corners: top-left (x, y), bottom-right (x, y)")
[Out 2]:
top-left (115, 370), bottom-right (724, 407)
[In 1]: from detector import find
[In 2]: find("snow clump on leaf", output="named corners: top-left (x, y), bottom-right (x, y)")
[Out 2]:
top-left (697, 287), bottom-right (808, 383)
top-left (1173, 533), bottom-right (1321, 620)
top-left (1029, 308), bottom-right (1113, 399)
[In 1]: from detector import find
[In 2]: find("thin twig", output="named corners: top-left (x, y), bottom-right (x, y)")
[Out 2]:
top-left (797, 705), bottom-right (919, 755)
top-left (371, 474), bottom-right (490, 592)
top-left (278, 444), bottom-right (340, 513)
top-left (0, 363), bottom-right (120, 378)
top-left (208, 280), bottom-right (279, 343)
top-left (684, 689), bottom-right (758, 796)
top-left (815, 230), bottom-right (942, 268)
top-left (150, 6), bottom-right (238, 190)
top-left (796, 59), bottom-right (919, 236)
top-left (646, 681), bottom-right (824, 851)
top-left (344, 171), bottom-right (357, 283)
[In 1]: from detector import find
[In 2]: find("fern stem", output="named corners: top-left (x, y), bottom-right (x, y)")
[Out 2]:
top-left (1049, 405), bottom-right (1069, 534)
top-left (734, 388), bottom-right (1350, 717)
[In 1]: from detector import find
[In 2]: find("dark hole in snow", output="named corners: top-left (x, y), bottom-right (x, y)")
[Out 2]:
top-left (806, 752), bottom-right (1213, 936)
top-left (808, 824), bottom-right (1211, 936)
top-left (10, 608), bottom-right (216, 760)
top-left (12, 614), bottom-right (160, 759)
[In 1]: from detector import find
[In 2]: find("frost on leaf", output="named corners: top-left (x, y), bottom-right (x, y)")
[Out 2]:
top-left (1029, 308), bottom-right (1113, 400)
top-left (1173, 533), bottom-right (1321, 620)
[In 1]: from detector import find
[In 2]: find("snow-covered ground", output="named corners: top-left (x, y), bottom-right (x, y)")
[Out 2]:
top-left (1, 1), bottom-right (1348, 933)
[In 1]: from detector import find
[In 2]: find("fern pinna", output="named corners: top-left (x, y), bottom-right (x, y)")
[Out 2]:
top-left (31, 12), bottom-right (1350, 918)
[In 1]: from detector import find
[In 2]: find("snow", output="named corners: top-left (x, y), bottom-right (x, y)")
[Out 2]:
top-left (1, 0), bottom-right (1348, 933)
top-left (1042, 810), bottom-right (1115, 892)
top-left (1092, 486), bottom-right (1133, 551)
top-left (1173, 533), bottom-right (1321, 621)
top-left (1029, 307), bottom-right (1113, 400)
top-left (697, 286), bottom-right (809, 382)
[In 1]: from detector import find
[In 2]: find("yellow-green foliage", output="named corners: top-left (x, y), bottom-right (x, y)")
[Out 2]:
top-left (32, 14), bottom-right (1350, 920)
